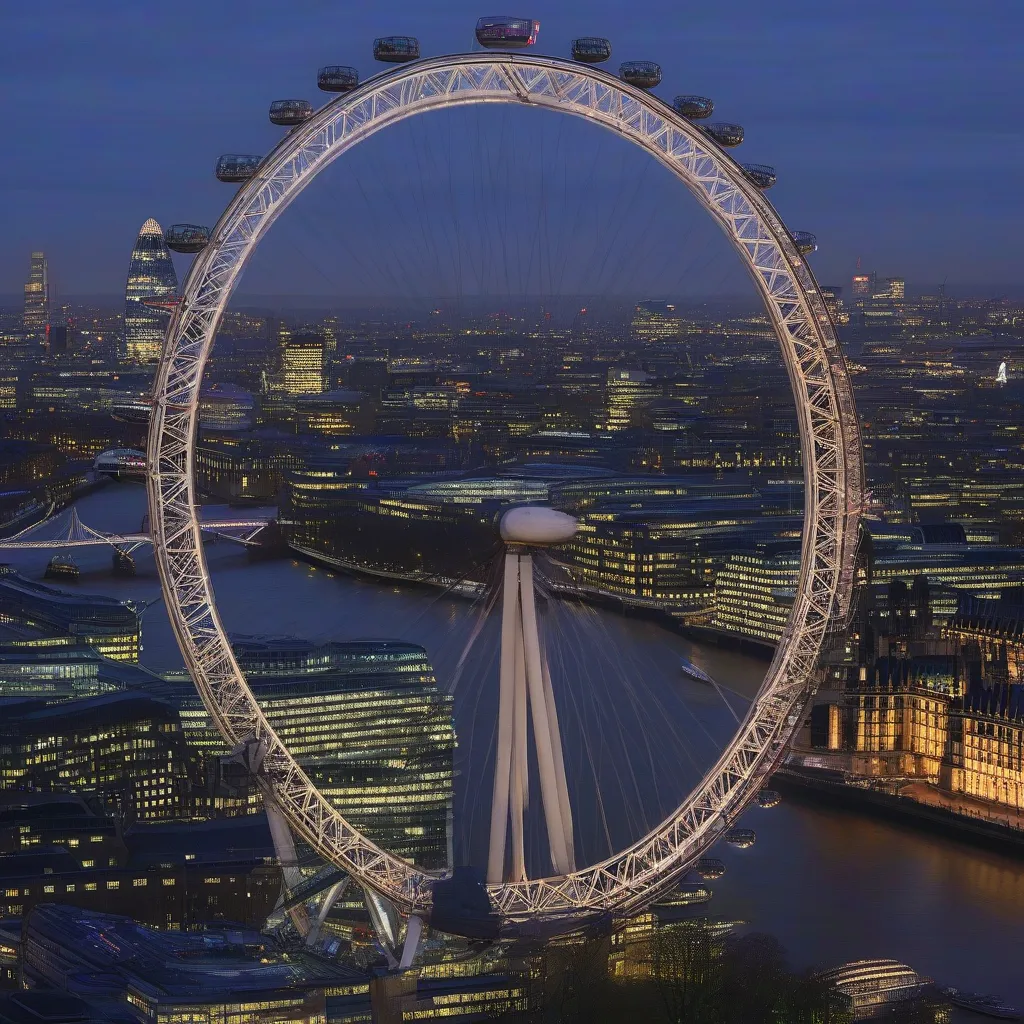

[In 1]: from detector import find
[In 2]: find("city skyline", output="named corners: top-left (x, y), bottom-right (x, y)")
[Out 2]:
top-left (1, 0), bottom-right (1021, 299)
top-left (1, 5), bottom-right (1023, 1020)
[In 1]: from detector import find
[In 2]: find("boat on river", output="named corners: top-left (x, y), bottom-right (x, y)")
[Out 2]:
top-left (944, 989), bottom-right (1021, 1020)
top-left (44, 552), bottom-right (79, 581)
top-left (680, 657), bottom-right (715, 685)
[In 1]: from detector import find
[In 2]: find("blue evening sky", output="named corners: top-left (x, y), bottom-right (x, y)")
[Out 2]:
top-left (1, 0), bottom-right (1020, 300)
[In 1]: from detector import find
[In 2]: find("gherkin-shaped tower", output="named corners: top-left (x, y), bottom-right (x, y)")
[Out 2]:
top-left (124, 218), bottom-right (178, 364)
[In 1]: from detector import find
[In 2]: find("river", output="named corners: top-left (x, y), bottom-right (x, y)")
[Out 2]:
top-left (8, 481), bottom-right (1024, 1009)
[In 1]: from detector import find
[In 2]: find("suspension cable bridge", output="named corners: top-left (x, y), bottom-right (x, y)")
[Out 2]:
top-left (0, 506), bottom-right (273, 553)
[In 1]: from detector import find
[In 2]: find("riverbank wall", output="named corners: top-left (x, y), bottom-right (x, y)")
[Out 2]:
top-left (775, 765), bottom-right (1024, 856)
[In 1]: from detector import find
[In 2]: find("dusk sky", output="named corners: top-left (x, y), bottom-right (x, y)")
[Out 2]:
top-left (2, 0), bottom-right (1020, 301)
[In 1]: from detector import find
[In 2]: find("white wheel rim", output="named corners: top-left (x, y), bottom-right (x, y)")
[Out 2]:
top-left (147, 52), bottom-right (863, 926)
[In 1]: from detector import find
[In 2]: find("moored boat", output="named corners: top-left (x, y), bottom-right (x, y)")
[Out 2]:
top-left (44, 552), bottom-right (80, 581)
top-left (945, 989), bottom-right (1021, 1020)
top-left (680, 657), bottom-right (715, 685)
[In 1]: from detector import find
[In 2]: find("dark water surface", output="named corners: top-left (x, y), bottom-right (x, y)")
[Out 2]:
top-left (9, 483), bottom-right (1024, 1006)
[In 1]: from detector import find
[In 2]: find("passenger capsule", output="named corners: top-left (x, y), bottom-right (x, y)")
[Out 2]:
top-left (742, 163), bottom-right (777, 189)
top-left (269, 99), bottom-right (314, 126)
top-left (571, 36), bottom-right (612, 63)
top-left (618, 61), bottom-right (662, 90)
top-left (673, 95), bottom-right (714, 119)
top-left (475, 16), bottom-right (540, 49)
top-left (318, 66), bottom-right (360, 93)
top-left (702, 122), bottom-right (744, 147)
top-left (165, 224), bottom-right (211, 254)
top-left (373, 36), bottom-right (420, 62)
top-left (695, 856), bottom-right (726, 881)
top-left (756, 788), bottom-right (782, 809)
top-left (723, 828), bottom-right (756, 849)
top-left (215, 155), bottom-right (262, 183)
top-left (792, 231), bottom-right (818, 255)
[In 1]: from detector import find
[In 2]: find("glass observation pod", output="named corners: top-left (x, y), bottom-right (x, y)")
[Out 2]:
top-left (792, 231), bottom-right (818, 255)
top-left (215, 155), bottom-right (262, 183)
top-left (373, 36), bottom-right (420, 62)
top-left (741, 163), bottom-right (777, 189)
top-left (318, 66), bottom-right (359, 92)
top-left (618, 60), bottom-right (662, 90)
top-left (673, 94), bottom-right (714, 119)
top-left (165, 224), bottom-right (211, 254)
top-left (475, 16), bottom-right (540, 49)
top-left (269, 99), bottom-right (314, 126)
top-left (695, 857), bottom-right (726, 880)
top-left (702, 122), bottom-right (744, 147)
top-left (571, 37), bottom-right (612, 63)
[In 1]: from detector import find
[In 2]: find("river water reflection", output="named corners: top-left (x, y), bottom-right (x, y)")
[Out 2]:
top-left (8, 483), bottom-right (1024, 1007)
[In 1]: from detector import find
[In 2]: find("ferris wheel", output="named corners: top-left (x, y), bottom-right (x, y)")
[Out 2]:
top-left (147, 19), bottom-right (863, 942)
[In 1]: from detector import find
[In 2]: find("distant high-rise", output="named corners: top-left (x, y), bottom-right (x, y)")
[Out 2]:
top-left (851, 272), bottom-right (874, 298)
top-left (124, 218), bottom-right (178, 364)
top-left (22, 252), bottom-right (49, 338)
top-left (632, 299), bottom-right (683, 342)
top-left (883, 276), bottom-right (905, 301)
top-left (279, 333), bottom-right (326, 395)
top-left (606, 368), bottom-right (655, 431)
top-left (820, 286), bottom-right (850, 326)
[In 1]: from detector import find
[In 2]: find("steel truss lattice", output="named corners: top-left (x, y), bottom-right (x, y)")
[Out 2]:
top-left (147, 52), bottom-right (863, 927)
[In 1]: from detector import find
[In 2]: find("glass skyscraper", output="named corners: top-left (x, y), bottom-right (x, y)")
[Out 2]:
top-left (124, 218), bottom-right (178, 364)
top-left (22, 251), bottom-right (49, 339)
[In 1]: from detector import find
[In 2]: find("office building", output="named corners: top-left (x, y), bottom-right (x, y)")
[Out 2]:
top-left (0, 567), bottom-right (140, 662)
top-left (632, 299), bottom-right (684, 342)
top-left (0, 693), bottom-right (196, 822)
top-left (199, 383), bottom-right (255, 432)
top-left (279, 333), bottom-right (326, 395)
top-left (22, 252), bottom-right (49, 339)
top-left (713, 543), bottom-right (801, 646)
top-left (170, 636), bottom-right (456, 868)
top-left (22, 905), bottom-right (363, 1024)
top-left (124, 218), bottom-right (178, 364)
top-left (851, 272), bottom-right (874, 298)
top-left (605, 369), bottom-right (656, 432)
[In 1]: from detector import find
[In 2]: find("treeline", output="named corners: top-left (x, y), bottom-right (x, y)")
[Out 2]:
top-left (499, 920), bottom-right (947, 1023)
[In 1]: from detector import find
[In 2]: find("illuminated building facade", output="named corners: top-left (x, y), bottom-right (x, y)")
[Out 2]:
top-left (0, 567), bottom-right (140, 662)
top-left (631, 299), bottom-right (684, 342)
top-left (605, 369), bottom-right (656, 432)
top-left (22, 252), bottom-right (49, 339)
top-left (279, 333), bottom-right (326, 395)
top-left (124, 219), bottom-right (178, 364)
top-left (883, 276), bottom-right (906, 301)
top-left (851, 272), bottom-right (874, 298)
top-left (0, 693), bottom-right (196, 822)
top-left (22, 905), bottom-right (361, 1023)
top-left (820, 285), bottom-right (850, 325)
top-left (199, 383), bottom-right (255, 432)
top-left (194, 435), bottom-right (310, 503)
top-left (712, 544), bottom-right (801, 645)
top-left (172, 637), bottom-right (455, 868)
top-left (294, 389), bottom-right (372, 435)
top-left (0, 809), bottom-right (281, 929)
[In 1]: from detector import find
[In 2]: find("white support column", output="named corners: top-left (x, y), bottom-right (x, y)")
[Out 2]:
top-left (510, 600), bottom-right (528, 882)
top-left (518, 555), bottom-right (573, 876)
top-left (264, 794), bottom-right (311, 936)
top-left (487, 551), bottom-right (521, 884)
top-left (540, 636), bottom-right (575, 872)
top-left (305, 877), bottom-right (349, 947)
